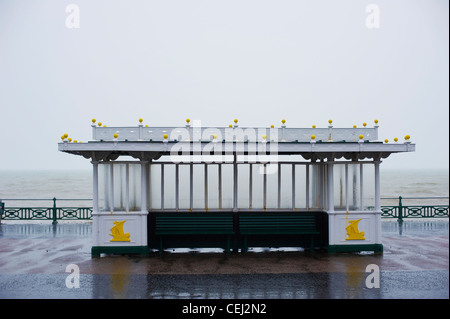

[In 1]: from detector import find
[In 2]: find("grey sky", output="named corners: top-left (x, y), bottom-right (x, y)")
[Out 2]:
top-left (0, 0), bottom-right (448, 171)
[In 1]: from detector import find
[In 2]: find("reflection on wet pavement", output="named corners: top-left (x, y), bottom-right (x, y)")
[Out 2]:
top-left (0, 220), bottom-right (448, 299)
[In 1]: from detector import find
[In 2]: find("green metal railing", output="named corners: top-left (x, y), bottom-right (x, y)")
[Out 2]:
top-left (381, 196), bottom-right (449, 222)
top-left (0, 196), bottom-right (448, 224)
top-left (0, 198), bottom-right (92, 224)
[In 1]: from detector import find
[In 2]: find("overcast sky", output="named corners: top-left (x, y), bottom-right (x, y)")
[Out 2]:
top-left (0, 0), bottom-right (448, 171)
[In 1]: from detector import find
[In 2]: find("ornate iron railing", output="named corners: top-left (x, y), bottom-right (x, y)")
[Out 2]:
top-left (0, 198), bottom-right (92, 224)
top-left (1, 196), bottom-right (448, 223)
top-left (381, 196), bottom-right (449, 222)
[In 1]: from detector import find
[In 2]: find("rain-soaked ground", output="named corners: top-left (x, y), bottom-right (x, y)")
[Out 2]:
top-left (0, 219), bottom-right (448, 299)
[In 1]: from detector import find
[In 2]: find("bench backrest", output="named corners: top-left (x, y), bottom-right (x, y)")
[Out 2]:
top-left (155, 212), bottom-right (234, 235)
top-left (239, 212), bottom-right (318, 234)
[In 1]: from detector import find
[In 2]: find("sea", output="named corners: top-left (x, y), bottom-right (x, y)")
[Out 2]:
top-left (0, 168), bottom-right (448, 208)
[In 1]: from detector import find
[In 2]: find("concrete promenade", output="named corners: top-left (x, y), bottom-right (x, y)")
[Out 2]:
top-left (0, 220), bottom-right (448, 299)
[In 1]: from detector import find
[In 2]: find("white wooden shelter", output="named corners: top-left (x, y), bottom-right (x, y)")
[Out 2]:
top-left (59, 119), bottom-right (415, 255)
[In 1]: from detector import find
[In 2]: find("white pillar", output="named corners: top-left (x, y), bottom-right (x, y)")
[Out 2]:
top-left (291, 164), bottom-right (295, 211)
top-left (175, 164), bottom-right (179, 210)
top-left (140, 161), bottom-right (148, 248)
top-left (374, 159), bottom-right (382, 245)
top-left (125, 164), bottom-right (130, 212)
top-left (233, 153), bottom-right (238, 212)
top-left (109, 163), bottom-right (114, 212)
top-left (141, 161), bottom-right (148, 213)
top-left (327, 160), bottom-right (334, 212)
top-left (360, 163), bottom-right (364, 210)
top-left (327, 159), bottom-right (336, 247)
top-left (345, 164), bottom-right (349, 211)
top-left (92, 160), bottom-right (100, 247)
top-left (305, 164), bottom-right (309, 209)
top-left (374, 160), bottom-right (381, 211)
top-left (92, 161), bottom-right (99, 213)
top-left (190, 163), bottom-right (193, 210)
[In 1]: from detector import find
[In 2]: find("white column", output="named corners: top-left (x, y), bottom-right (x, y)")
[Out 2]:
top-left (249, 163), bottom-right (253, 209)
top-left (204, 164), bottom-right (208, 209)
top-left (141, 161), bottom-right (148, 213)
top-left (91, 160), bottom-right (99, 246)
top-left (233, 154), bottom-right (238, 212)
top-left (327, 160), bottom-right (334, 212)
top-left (175, 164), bottom-right (179, 210)
top-left (291, 164), bottom-right (295, 211)
top-left (92, 161), bottom-right (99, 213)
top-left (360, 163), bottom-right (364, 210)
top-left (125, 164), bottom-right (130, 212)
top-left (374, 160), bottom-right (381, 211)
top-left (190, 163), bottom-right (193, 210)
top-left (161, 164), bottom-right (165, 210)
top-left (326, 160), bottom-right (335, 247)
top-left (277, 163), bottom-right (281, 209)
top-left (109, 163), bottom-right (114, 212)
top-left (345, 164), bottom-right (349, 211)
top-left (374, 159), bottom-right (382, 244)
top-left (218, 163), bottom-right (222, 210)
top-left (263, 163), bottom-right (267, 209)
top-left (305, 164), bottom-right (309, 209)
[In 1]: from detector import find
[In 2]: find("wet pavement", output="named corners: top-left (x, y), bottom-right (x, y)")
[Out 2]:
top-left (0, 220), bottom-right (448, 299)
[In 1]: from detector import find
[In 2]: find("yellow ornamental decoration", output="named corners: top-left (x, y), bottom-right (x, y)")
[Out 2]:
top-left (345, 219), bottom-right (365, 240)
top-left (110, 220), bottom-right (131, 242)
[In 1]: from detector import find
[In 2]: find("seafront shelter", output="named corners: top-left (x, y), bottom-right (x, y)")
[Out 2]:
top-left (58, 119), bottom-right (415, 256)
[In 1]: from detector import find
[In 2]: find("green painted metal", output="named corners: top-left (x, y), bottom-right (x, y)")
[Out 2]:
top-left (0, 198), bottom-right (92, 221)
top-left (0, 196), bottom-right (447, 222)
top-left (239, 212), bottom-right (320, 253)
top-left (91, 246), bottom-right (149, 257)
top-left (154, 212), bottom-right (234, 253)
top-left (328, 244), bottom-right (383, 254)
top-left (381, 196), bottom-right (449, 221)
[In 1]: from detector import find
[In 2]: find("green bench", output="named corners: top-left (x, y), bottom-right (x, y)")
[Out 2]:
top-left (239, 212), bottom-right (320, 252)
top-left (154, 212), bottom-right (234, 253)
